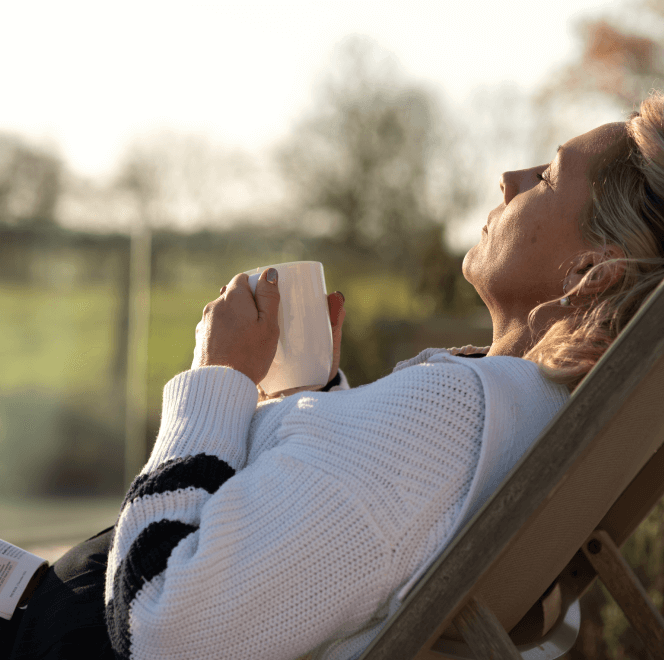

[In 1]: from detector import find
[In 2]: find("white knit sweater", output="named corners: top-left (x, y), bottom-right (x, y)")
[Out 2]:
top-left (104, 348), bottom-right (569, 659)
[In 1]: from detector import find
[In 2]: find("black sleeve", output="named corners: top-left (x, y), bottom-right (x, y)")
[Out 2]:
top-left (9, 526), bottom-right (117, 659)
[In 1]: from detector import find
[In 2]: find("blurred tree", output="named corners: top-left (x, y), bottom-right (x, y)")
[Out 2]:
top-left (538, 3), bottom-right (664, 107)
top-left (413, 226), bottom-right (485, 316)
top-left (414, 226), bottom-right (459, 314)
top-left (533, 0), bottom-right (664, 161)
top-left (0, 133), bottom-right (61, 225)
top-left (276, 36), bottom-right (476, 272)
top-left (0, 134), bottom-right (62, 281)
top-left (114, 132), bottom-right (259, 229)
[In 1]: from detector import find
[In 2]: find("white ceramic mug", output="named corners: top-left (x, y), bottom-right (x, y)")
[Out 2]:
top-left (244, 261), bottom-right (333, 395)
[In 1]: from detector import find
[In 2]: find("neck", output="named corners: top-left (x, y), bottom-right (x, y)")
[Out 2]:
top-left (487, 305), bottom-right (563, 358)
top-left (486, 323), bottom-right (531, 357)
top-left (486, 309), bottom-right (538, 357)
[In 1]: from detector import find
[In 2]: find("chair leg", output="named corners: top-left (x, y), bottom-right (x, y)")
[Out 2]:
top-left (452, 596), bottom-right (523, 659)
top-left (582, 529), bottom-right (664, 659)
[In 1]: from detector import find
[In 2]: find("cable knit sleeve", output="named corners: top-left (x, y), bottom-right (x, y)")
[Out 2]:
top-left (105, 358), bottom-right (486, 659)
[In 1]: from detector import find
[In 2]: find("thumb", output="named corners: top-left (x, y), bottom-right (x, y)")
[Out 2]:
top-left (255, 267), bottom-right (280, 324)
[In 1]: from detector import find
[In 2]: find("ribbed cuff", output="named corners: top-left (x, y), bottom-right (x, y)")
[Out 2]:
top-left (335, 369), bottom-right (350, 390)
top-left (320, 368), bottom-right (350, 391)
top-left (320, 372), bottom-right (341, 391)
top-left (145, 366), bottom-right (259, 474)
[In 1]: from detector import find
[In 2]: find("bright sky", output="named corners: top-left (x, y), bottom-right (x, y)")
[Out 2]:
top-left (1, 0), bottom-right (625, 242)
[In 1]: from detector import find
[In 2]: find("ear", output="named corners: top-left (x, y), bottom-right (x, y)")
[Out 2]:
top-left (563, 245), bottom-right (626, 298)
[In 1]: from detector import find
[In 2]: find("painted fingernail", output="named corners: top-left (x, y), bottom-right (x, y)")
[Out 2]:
top-left (267, 268), bottom-right (278, 284)
top-left (335, 291), bottom-right (345, 303)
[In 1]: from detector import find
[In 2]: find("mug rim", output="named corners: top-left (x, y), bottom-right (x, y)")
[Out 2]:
top-left (245, 260), bottom-right (323, 272)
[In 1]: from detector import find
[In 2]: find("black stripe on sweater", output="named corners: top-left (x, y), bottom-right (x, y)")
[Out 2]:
top-left (120, 454), bottom-right (235, 514)
top-left (106, 519), bottom-right (198, 659)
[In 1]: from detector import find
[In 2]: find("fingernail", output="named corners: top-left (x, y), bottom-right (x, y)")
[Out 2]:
top-left (335, 291), bottom-right (345, 304)
top-left (266, 268), bottom-right (278, 284)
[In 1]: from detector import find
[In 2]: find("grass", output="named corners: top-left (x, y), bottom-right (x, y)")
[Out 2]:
top-left (0, 282), bottom-right (118, 397)
top-left (0, 495), bottom-right (122, 548)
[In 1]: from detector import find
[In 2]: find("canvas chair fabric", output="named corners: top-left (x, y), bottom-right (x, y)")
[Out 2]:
top-left (361, 278), bottom-right (664, 660)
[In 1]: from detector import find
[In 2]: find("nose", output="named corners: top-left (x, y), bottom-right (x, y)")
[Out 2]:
top-left (500, 171), bottom-right (519, 205)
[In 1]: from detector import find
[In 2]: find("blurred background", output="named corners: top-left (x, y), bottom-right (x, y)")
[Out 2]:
top-left (1, 0), bottom-right (663, 656)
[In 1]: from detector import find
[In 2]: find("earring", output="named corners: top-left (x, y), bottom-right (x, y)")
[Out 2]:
top-left (560, 284), bottom-right (570, 307)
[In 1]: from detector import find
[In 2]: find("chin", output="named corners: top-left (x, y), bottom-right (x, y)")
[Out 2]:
top-left (461, 245), bottom-right (476, 284)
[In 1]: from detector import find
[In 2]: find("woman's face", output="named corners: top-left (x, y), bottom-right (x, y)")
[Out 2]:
top-left (463, 122), bottom-right (625, 317)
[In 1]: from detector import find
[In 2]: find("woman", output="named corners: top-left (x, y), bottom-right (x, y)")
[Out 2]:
top-left (9, 92), bottom-right (664, 659)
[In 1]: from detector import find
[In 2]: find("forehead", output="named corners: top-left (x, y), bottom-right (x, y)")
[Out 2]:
top-left (559, 122), bottom-right (627, 176)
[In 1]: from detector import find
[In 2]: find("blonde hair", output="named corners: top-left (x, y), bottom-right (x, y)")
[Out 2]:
top-left (524, 90), bottom-right (664, 391)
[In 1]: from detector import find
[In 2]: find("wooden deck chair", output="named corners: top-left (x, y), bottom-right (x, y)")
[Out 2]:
top-left (360, 277), bottom-right (664, 660)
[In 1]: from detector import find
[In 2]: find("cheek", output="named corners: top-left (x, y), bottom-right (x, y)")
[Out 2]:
top-left (528, 222), bottom-right (543, 245)
top-left (491, 219), bottom-right (553, 284)
top-left (500, 204), bottom-right (556, 265)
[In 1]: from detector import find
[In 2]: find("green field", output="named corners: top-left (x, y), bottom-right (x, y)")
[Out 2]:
top-left (0, 495), bottom-right (122, 549)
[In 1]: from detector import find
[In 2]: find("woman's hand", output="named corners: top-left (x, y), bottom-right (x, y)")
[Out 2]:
top-left (192, 269), bottom-right (280, 385)
top-left (256, 290), bottom-right (346, 401)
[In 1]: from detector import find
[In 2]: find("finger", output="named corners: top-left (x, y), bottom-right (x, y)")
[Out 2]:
top-left (331, 308), bottom-right (345, 350)
top-left (328, 304), bottom-right (344, 382)
top-left (225, 272), bottom-right (250, 296)
top-left (221, 274), bottom-right (254, 311)
top-left (328, 291), bottom-right (345, 327)
top-left (254, 268), bottom-right (280, 326)
top-left (334, 306), bottom-right (346, 332)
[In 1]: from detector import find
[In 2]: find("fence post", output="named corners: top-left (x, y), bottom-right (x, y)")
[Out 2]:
top-left (124, 222), bottom-right (152, 490)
